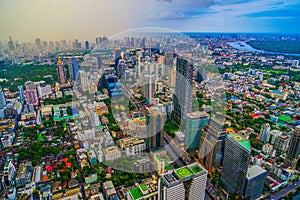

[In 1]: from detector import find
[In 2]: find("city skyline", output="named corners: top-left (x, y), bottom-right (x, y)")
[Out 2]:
top-left (1, 0), bottom-right (300, 41)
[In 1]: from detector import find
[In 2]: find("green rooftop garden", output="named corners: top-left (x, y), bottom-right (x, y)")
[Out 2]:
top-left (175, 167), bottom-right (193, 179)
top-left (191, 165), bottom-right (201, 174)
top-left (129, 187), bottom-right (143, 200)
top-left (140, 184), bottom-right (148, 191)
top-left (278, 115), bottom-right (295, 123)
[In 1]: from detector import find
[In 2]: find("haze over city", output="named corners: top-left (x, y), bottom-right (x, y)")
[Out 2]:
top-left (1, 0), bottom-right (300, 41)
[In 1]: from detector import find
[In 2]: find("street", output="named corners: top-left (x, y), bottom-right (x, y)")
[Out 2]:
top-left (270, 180), bottom-right (300, 200)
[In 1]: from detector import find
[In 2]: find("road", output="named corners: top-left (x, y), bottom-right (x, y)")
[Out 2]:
top-left (121, 84), bottom-right (146, 113)
top-left (270, 180), bottom-right (300, 200)
top-left (66, 121), bottom-right (86, 200)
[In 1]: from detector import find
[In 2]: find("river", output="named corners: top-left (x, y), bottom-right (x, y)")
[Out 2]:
top-left (227, 41), bottom-right (300, 57)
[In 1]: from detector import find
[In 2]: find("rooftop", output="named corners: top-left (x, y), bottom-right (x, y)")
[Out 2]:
top-left (228, 134), bottom-right (251, 152)
top-left (247, 165), bottom-right (267, 179)
top-left (162, 163), bottom-right (207, 187)
top-left (186, 111), bottom-right (209, 119)
top-left (129, 187), bottom-right (144, 200)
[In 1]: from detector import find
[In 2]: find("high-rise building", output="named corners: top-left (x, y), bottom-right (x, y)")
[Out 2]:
top-left (97, 56), bottom-right (103, 68)
top-left (114, 48), bottom-right (121, 60)
top-left (221, 134), bottom-right (251, 197)
top-left (244, 165), bottom-right (267, 200)
top-left (71, 57), bottom-right (79, 80)
top-left (35, 38), bottom-right (41, 49)
top-left (164, 52), bottom-right (174, 77)
top-left (146, 107), bottom-right (165, 151)
top-left (85, 41), bottom-right (89, 50)
top-left (142, 74), bottom-right (155, 101)
top-left (24, 90), bottom-right (39, 106)
top-left (8, 36), bottom-right (15, 52)
top-left (168, 66), bottom-right (176, 88)
top-left (136, 49), bottom-right (142, 80)
top-left (57, 58), bottom-right (66, 84)
top-left (159, 163), bottom-right (207, 200)
top-left (284, 125), bottom-right (300, 169)
top-left (199, 118), bottom-right (227, 170)
top-left (184, 112), bottom-right (209, 152)
top-left (173, 57), bottom-right (194, 123)
top-left (0, 88), bottom-right (7, 108)
top-left (18, 86), bottom-right (25, 103)
top-left (260, 123), bottom-right (271, 143)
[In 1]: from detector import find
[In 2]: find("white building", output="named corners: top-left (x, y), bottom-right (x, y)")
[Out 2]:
top-left (104, 146), bottom-right (121, 161)
top-left (37, 85), bottom-right (52, 98)
top-left (118, 137), bottom-right (146, 156)
top-left (159, 163), bottom-right (207, 200)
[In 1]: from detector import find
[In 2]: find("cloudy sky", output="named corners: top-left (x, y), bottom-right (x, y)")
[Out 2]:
top-left (0, 0), bottom-right (299, 41)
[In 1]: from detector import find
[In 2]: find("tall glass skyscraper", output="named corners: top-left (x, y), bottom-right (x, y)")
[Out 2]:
top-left (199, 118), bottom-right (227, 170)
top-left (221, 134), bottom-right (251, 196)
top-left (71, 57), bottom-right (79, 80)
top-left (184, 112), bottom-right (209, 152)
top-left (173, 57), bottom-right (194, 124)
top-left (146, 107), bottom-right (165, 151)
top-left (284, 125), bottom-right (300, 169)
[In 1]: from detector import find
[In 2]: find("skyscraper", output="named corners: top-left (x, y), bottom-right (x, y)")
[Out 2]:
top-left (168, 66), bottom-right (176, 88)
top-left (85, 41), bottom-right (89, 50)
top-left (184, 112), bottom-right (209, 152)
top-left (173, 57), bottom-right (194, 124)
top-left (244, 165), bottom-right (267, 200)
top-left (114, 48), bottom-right (121, 60)
top-left (0, 88), bottom-right (7, 108)
top-left (142, 74), bottom-right (155, 101)
top-left (18, 86), bottom-right (25, 103)
top-left (57, 58), bottom-right (66, 84)
top-left (199, 118), bottom-right (227, 170)
top-left (284, 125), bottom-right (300, 169)
top-left (136, 49), bottom-right (142, 80)
top-left (8, 36), bottom-right (15, 52)
top-left (159, 163), bottom-right (207, 200)
top-left (164, 52), bottom-right (174, 77)
top-left (221, 134), bottom-right (251, 197)
top-left (35, 38), bottom-right (41, 50)
top-left (146, 107), bottom-right (165, 151)
top-left (71, 57), bottom-right (79, 80)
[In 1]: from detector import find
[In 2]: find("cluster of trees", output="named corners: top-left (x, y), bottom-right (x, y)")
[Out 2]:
top-left (164, 120), bottom-right (179, 138)
top-left (44, 95), bottom-right (73, 105)
top-left (247, 40), bottom-right (300, 54)
top-left (0, 64), bottom-right (57, 92)
top-left (18, 142), bottom-right (62, 165)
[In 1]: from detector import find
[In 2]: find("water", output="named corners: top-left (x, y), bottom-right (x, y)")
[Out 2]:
top-left (227, 41), bottom-right (300, 57)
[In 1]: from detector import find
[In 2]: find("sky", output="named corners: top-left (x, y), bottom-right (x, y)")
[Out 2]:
top-left (0, 0), bottom-right (300, 42)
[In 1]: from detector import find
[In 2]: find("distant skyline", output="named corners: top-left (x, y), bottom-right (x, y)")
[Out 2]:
top-left (1, 0), bottom-right (300, 42)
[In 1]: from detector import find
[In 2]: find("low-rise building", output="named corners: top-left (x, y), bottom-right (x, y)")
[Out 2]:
top-left (104, 146), bottom-right (121, 161)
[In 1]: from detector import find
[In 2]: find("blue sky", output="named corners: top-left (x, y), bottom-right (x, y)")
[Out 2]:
top-left (146, 0), bottom-right (300, 33)
top-left (0, 0), bottom-right (299, 41)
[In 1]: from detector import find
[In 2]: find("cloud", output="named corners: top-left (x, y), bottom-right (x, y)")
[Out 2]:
top-left (158, 11), bottom-right (186, 20)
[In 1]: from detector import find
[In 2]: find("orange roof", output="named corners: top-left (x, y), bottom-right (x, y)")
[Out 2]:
top-left (42, 175), bottom-right (48, 181)
top-left (66, 162), bottom-right (72, 168)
